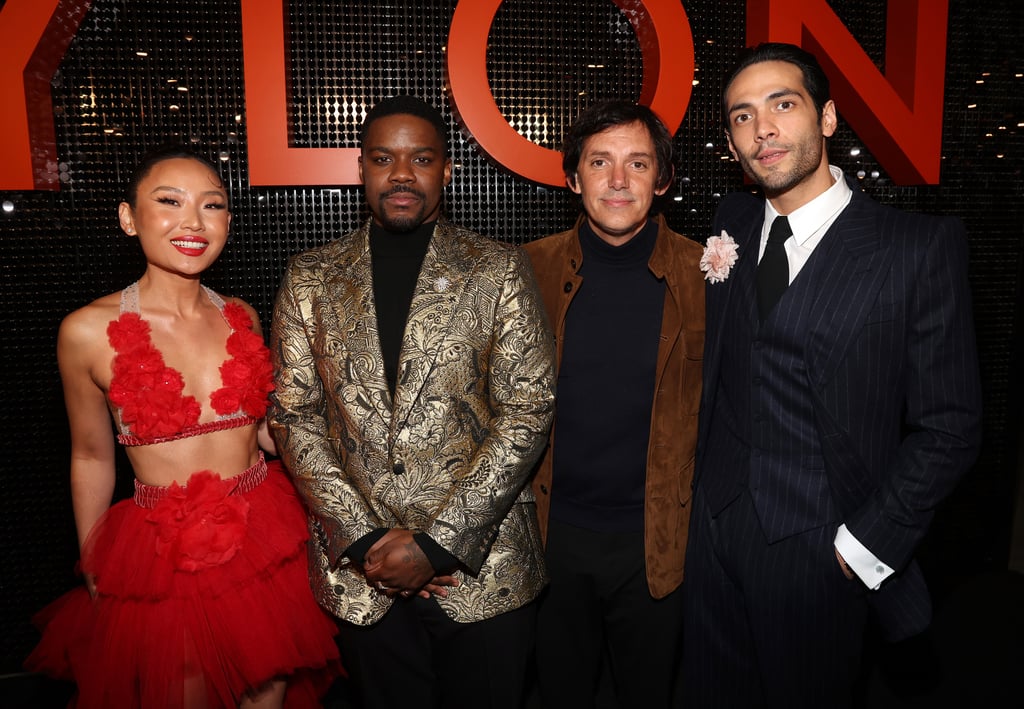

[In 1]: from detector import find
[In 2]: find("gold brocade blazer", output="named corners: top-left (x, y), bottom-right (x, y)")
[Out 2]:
top-left (269, 218), bottom-right (555, 625)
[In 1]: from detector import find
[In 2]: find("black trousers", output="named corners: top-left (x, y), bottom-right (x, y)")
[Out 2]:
top-left (535, 519), bottom-right (685, 709)
top-left (336, 596), bottom-right (536, 709)
top-left (682, 488), bottom-right (869, 709)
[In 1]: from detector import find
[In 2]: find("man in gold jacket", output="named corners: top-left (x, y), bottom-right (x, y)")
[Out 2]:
top-left (269, 96), bottom-right (555, 709)
top-left (523, 100), bottom-right (705, 708)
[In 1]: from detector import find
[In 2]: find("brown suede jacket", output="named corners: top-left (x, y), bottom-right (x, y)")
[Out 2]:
top-left (522, 214), bottom-right (705, 598)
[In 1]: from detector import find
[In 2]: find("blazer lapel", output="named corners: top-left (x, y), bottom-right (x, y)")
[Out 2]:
top-left (696, 198), bottom-right (763, 461)
top-left (804, 193), bottom-right (895, 389)
top-left (326, 222), bottom-right (394, 427)
top-left (703, 198), bottom-right (763, 411)
top-left (390, 221), bottom-right (468, 433)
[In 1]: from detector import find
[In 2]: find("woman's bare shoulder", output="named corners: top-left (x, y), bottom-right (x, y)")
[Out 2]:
top-left (59, 291), bottom-right (124, 346)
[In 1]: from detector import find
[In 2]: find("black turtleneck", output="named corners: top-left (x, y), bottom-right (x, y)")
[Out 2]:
top-left (550, 217), bottom-right (665, 532)
top-left (369, 220), bottom-right (435, 394)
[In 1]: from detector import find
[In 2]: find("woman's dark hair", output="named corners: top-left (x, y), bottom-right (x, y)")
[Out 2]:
top-left (722, 42), bottom-right (832, 129)
top-left (125, 144), bottom-right (223, 208)
top-left (561, 100), bottom-right (674, 191)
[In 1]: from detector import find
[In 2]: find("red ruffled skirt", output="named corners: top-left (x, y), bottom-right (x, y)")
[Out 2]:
top-left (26, 456), bottom-right (341, 708)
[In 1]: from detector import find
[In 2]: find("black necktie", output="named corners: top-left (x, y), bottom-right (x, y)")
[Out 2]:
top-left (756, 215), bottom-right (792, 320)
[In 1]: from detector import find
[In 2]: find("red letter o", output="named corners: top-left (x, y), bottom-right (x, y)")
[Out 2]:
top-left (446, 0), bottom-right (694, 186)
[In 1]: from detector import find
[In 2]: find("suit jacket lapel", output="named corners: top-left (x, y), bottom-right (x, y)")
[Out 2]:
top-left (702, 197), bottom-right (763, 422)
top-left (326, 222), bottom-right (394, 427)
top-left (391, 221), bottom-right (468, 434)
top-left (804, 192), bottom-right (895, 389)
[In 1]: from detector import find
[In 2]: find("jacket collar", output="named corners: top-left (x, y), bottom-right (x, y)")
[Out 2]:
top-left (567, 213), bottom-right (676, 277)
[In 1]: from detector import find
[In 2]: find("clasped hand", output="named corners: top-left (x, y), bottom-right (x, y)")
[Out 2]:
top-left (363, 529), bottom-right (459, 600)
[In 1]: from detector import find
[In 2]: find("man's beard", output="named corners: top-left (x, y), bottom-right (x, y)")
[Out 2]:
top-left (739, 138), bottom-right (824, 197)
top-left (376, 186), bottom-right (429, 232)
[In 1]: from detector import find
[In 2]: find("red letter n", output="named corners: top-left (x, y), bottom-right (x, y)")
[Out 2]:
top-left (747, 0), bottom-right (949, 184)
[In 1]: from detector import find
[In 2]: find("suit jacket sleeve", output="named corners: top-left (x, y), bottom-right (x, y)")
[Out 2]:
top-left (424, 247), bottom-right (556, 572)
top-left (269, 259), bottom-right (378, 568)
top-left (842, 216), bottom-right (982, 571)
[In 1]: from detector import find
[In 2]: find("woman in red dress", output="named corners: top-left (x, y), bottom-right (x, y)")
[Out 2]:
top-left (26, 146), bottom-right (339, 708)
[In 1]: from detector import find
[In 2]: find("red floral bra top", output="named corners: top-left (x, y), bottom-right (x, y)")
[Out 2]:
top-left (107, 282), bottom-right (275, 447)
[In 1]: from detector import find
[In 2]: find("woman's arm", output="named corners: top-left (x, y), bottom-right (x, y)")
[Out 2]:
top-left (234, 298), bottom-right (278, 457)
top-left (58, 309), bottom-right (118, 595)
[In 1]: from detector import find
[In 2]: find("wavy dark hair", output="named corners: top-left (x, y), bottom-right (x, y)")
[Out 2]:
top-left (722, 42), bottom-right (832, 131)
top-left (561, 100), bottom-right (674, 192)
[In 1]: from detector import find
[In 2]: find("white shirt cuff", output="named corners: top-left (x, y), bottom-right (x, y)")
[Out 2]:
top-left (833, 524), bottom-right (894, 590)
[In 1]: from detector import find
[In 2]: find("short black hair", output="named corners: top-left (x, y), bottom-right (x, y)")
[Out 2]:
top-left (125, 144), bottom-right (222, 208)
top-left (561, 100), bottom-right (674, 191)
top-left (359, 95), bottom-right (448, 153)
top-left (722, 42), bottom-right (831, 130)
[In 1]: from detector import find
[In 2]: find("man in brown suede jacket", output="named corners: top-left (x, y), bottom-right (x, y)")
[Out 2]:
top-left (523, 100), bottom-right (705, 708)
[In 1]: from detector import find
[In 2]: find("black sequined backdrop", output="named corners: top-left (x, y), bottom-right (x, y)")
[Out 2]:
top-left (1, 0), bottom-right (1021, 672)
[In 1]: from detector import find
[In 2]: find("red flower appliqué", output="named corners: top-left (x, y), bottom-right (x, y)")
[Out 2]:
top-left (107, 300), bottom-right (274, 441)
top-left (108, 314), bottom-right (202, 440)
top-left (210, 303), bottom-right (275, 417)
top-left (147, 471), bottom-right (250, 572)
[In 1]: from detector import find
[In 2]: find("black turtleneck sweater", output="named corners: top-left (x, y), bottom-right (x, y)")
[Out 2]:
top-left (550, 218), bottom-right (665, 532)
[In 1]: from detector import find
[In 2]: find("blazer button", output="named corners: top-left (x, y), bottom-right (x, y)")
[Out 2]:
top-left (540, 484), bottom-right (549, 494)
top-left (393, 462), bottom-right (405, 475)
top-left (563, 282), bottom-right (573, 293)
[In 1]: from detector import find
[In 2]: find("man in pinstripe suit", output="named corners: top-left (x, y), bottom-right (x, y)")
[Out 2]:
top-left (682, 43), bottom-right (982, 708)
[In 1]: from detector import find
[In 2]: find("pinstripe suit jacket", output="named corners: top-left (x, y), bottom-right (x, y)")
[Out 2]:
top-left (695, 180), bottom-right (982, 639)
top-left (269, 218), bottom-right (555, 625)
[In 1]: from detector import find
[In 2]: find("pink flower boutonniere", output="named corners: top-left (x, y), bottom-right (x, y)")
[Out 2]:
top-left (700, 231), bottom-right (739, 284)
